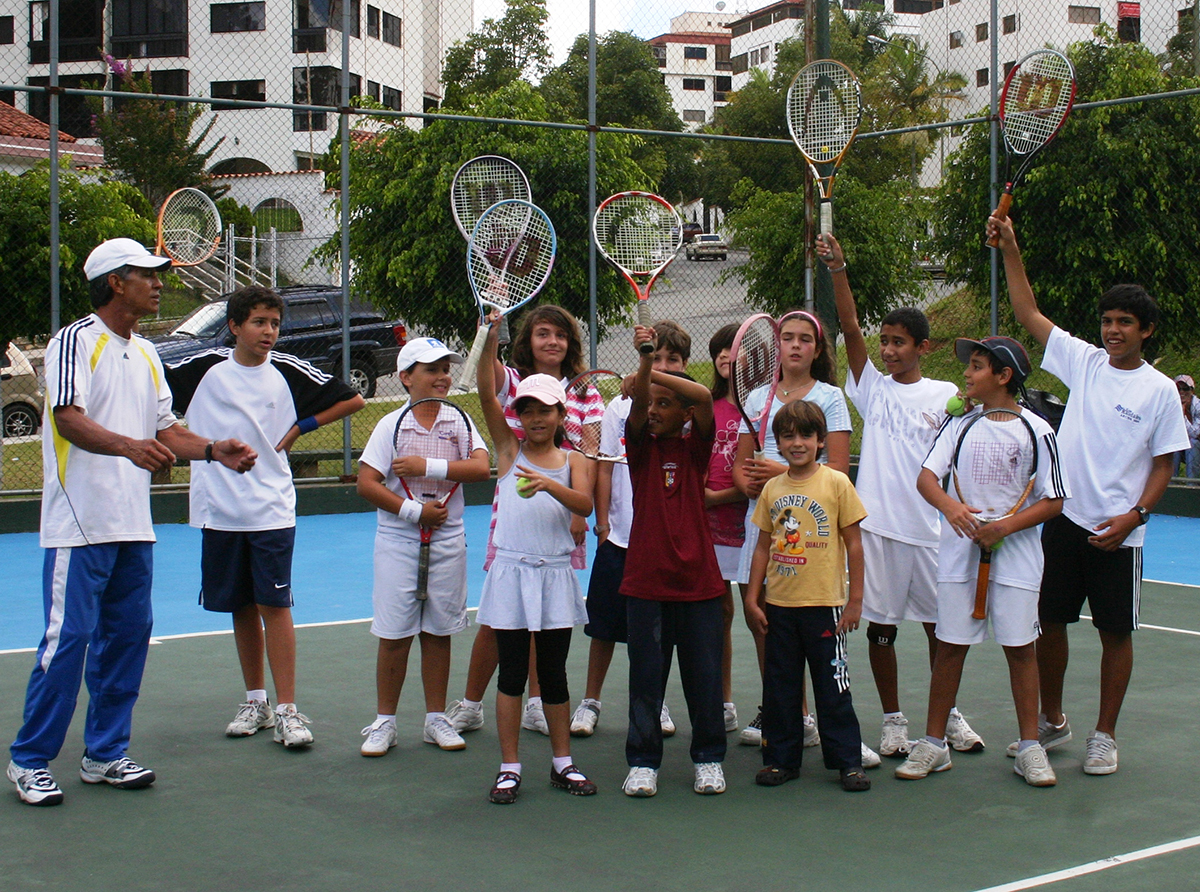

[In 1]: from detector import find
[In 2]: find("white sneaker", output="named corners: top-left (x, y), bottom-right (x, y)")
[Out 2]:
top-left (445, 699), bottom-right (484, 733)
top-left (1006, 713), bottom-right (1073, 757)
top-left (895, 739), bottom-right (952, 779)
top-left (273, 704), bottom-right (314, 748)
top-left (79, 754), bottom-right (156, 788)
top-left (739, 709), bottom-right (762, 746)
top-left (660, 702), bottom-right (676, 737)
top-left (623, 766), bottom-right (658, 797)
top-left (7, 760), bottom-right (63, 806)
top-left (360, 719), bottom-right (397, 756)
top-left (694, 762), bottom-right (726, 794)
top-left (1083, 731), bottom-right (1118, 776)
top-left (521, 699), bottom-right (549, 735)
top-left (570, 699), bottom-right (601, 737)
top-left (225, 699), bottom-right (274, 737)
top-left (879, 714), bottom-right (911, 757)
top-left (861, 742), bottom-right (882, 769)
top-left (423, 714), bottom-right (466, 751)
top-left (946, 711), bottom-right (986, 752)
top-left (1014, 743), bottom-right (1057, 786)
top-left (803, 714), bottom-right (820, 748)
top-left (724, 703), bottom-right (739, 733)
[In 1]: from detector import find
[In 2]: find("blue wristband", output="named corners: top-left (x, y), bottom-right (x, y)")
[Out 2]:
top-left (296, 416), bottom-right (319, 435)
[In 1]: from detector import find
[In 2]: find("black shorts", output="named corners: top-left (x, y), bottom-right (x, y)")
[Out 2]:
top-left (200, 528), bottom-right (296, 613)
top-left (1039, 514), bottom-right (1141, 635)
top-left (584, 540), bottom-right (628, 643)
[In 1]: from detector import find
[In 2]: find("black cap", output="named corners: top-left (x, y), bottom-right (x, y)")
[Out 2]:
top-left (954, 336), bottom-right (1032, 387)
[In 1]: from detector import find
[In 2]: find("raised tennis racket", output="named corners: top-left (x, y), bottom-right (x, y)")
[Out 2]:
top-left (156, 188), bottom-right (222, 266)
top-left (786, 59), bottom-right (862, 235)
top-left (986, 49), bottom-right (1076, 248)
top-left (393, 398), bottom-right (475, 600)
top-left (730, 313), bottom-right (782, 460)
top-left (951, 408), bottom-right (1039, 620)
top-left (457, 199), bottom-right (556, 391)
top-left (450, 155), bottom-right (532, 345)
top-left (564, 369), bottom-right (626, 462)
top-left (592, 192), bottom-right (682, 354)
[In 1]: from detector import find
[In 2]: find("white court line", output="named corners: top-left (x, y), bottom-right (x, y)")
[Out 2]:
top-left (971, 834), bottom-right (1200, 892)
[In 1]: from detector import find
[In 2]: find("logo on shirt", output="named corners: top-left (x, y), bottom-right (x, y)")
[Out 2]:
top-left (769, 495), bottom-right (831, 577)
top-left (663, 461), bottom-right (678, 489)
top-left (1114, 404), bottom-right (1143, 424)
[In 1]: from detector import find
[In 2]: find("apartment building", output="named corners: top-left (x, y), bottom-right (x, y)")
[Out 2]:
top-left (647, 10), bottom-right (737, 130)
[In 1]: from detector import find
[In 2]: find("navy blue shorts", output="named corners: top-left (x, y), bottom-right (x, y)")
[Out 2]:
top-left (584, 540), bottom-right (628, 643)
top-left (1039, 514), bottom-right (1141, 635)
top-left (200, 528), bottom-right (296, 613)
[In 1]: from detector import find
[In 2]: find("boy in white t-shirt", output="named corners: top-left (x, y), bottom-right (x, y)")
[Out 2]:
top-left (819, 233), bottom-right (986, 758)
top-left (989, 215), bottom-right (1190, 776)
top-left (901, 337), bottom-right (1068, 787)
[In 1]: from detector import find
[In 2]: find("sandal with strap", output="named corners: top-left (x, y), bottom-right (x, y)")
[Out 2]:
top-left (840, 766), bottom-right (871, 792)
top-left (550, 763), bottom-right (597, 796)
top-left (755, 765), bottom-right (800, 787)
top-left (488, 770), bottom-right (522, 804)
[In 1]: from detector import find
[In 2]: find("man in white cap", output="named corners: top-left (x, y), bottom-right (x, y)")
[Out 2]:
top-left (7, 238), bottom-right (257, 806)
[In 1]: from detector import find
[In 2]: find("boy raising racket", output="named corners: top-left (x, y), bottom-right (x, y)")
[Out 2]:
top-left (902, 337), bottom-right (1068, 786)
top-left (988, 215), bottom-right (1189, 775)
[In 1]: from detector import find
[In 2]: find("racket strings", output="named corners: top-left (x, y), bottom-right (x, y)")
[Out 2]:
top-left (732, 322), bottom-right (780, 405)
top-left (594, 198), bottom-right (680, 275)
top-left (451, 158), bottom-right (530, 236)
top-left (1002, 57), bottom-right (1074, 154)
top-left (160, 192), bottom-right (220, 263)
top-left (396, 413), bottom-right (471, 503)
top-left (955, 413), bottom-right (1036, 520)
top-left (787, 64), bottom-right (860, 162)
top-left (467, 204), bottom-right (554, 308)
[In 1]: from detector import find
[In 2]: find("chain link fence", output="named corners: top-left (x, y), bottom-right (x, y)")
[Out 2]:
top-left (2, 0), bottom-right (1198, 493)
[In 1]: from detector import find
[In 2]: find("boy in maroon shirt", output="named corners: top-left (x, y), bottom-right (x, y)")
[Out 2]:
top-left (620, 325), bottom-right (727, 798)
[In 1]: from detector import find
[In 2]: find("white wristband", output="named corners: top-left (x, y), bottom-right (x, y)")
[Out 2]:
top-left (398, 499), bottom-right (424, 524)
top-left (424, 458), bottom-right (449, 480)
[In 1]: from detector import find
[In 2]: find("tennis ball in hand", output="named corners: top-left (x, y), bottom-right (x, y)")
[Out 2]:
top-left (946, 394), bottom-right (966, 416)
top-left (516, 476), bottom-right (536, 498)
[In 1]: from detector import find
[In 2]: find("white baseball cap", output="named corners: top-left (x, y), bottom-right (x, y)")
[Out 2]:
top-left (84, 238), bottom-right (171, 281)
top-left (514, 373), bottom-right (567, 406)
top-left (397, 337), bottom-right (464, 373)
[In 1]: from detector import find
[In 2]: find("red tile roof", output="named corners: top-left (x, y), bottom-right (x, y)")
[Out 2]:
top-left (0, 101), bottom-right (76, 142)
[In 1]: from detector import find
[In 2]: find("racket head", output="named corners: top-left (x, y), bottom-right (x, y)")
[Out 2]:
top-left (392, 397), bottom-right (475, 507)
top-left (466, 199), bottom-right (556, 317)
top-left (998, 49), bottom-right (1076, 157)
top-left (563, 369), bottom-right (627, 462)
top-left (156, 188), bottom-right (222, 266)
top-left (786, 60), bottom-right (863, 175)
top-left (592, 192), bottom-right (683, 286)
top-left (729, 313), bottom-right (782, 453)
top-left (450, 155), bottom-right (532, 241)
top-left (950, 407), bottom-right (1039, 523)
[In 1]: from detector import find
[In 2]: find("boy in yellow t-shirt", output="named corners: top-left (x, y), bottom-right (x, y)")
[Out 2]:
top-left (744, 400), bottom-right (870, 792)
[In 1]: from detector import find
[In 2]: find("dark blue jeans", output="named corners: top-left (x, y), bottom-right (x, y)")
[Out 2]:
top-left (626, 595), bottom-right (726, 768)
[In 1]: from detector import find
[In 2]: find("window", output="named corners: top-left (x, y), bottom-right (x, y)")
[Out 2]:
top-left (749, 44), bottom-right (771, 67)
top-left (293, 66), bottom-right (360, 130)
top-left (1002, 13), bottom-right (1017, 34)
top-left (731, 21), bottom-right (751, 38)
top-left (28, 74), bottom-right (93, 136)
top-left (1067, 6), bottom-right (1100, 25)
top-left (715, 44), bottom-right (731, 70)
top-left (0, 15), bottom-right (13, 44)
top-left (975, 67), bottom-right (989, 87)
top-left (682, 109), bottom-right (706, 123)
top-left (1117, 15), bottom-right (1140, 42)
top-left (894, 0), bottom-right (937, 12)
top-left (29, 0), bottom-right (102, 63)
top-left (682, 78), bottom-right (705, 91)
top-left (381, 85), bottom-right (401, 110)
top-left (731, 52), bottom-right (747, 74)
top-left (367, 5), bottom-right (379, 38)
top-left (254, 199), bottom-right (303, 233)
top-left (1002, 60), bottom-right (1016, 78)
top-left (714, 76), bottom-right (732, 92)
top-left (381, 11), bottom-right (400, 47)
top-left (975, 22), bottom-right (988, 42)
top-left (684, 46), bottom-right (707, 60)
top-left (329, 0), bottom-right (360, 37)
top-left (211, 79), bottom-right (266, 108)
top-left (651, 44), bottom-right (666, 67)
top-left (211, 2), bottom-right (265, 32)
top-left (949, 30), bottom-right (963, 49)
top-left (112, 0), bottom-right (188, 58)
top-left (366, 79), bottom-right (380, 101)
top-left (293, 0), bottom-right (360, 50)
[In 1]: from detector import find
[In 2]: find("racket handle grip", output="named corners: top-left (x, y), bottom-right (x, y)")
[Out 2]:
top-left (498, 314), bottom-right (511, 347)
top-left (456, 324), bottom-right (490, 392)
top-left (416, 542), bottom-right (430, 601)
top-left (819, 200), bottom-right (833, 236)
top-left (985, 193), bottom-right (1013, 248)
top-left (972, 550), bottom-right (992, 620)
top-left (637, 300), bottom-right (654, 354)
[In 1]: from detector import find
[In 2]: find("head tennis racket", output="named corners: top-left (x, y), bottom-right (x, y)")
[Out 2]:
top-left (730, 313), bottom-right (782, 460)
top-left (393, 398), bottom-right (475, 600)
top-left (564, 369), bottom-right (626, 462)
top-left (986, 49), bottom-right (1076, 248)
top-left (592, 192), bottom-right (682, 354)
top-left (786, 60), bottom-right (862, 235)
top-left (951, 408), bottom-right (1039, 620)
top-left (456, 199), bottom-right (557, 391)
top-left (156, 187), bottom-right (222, 266)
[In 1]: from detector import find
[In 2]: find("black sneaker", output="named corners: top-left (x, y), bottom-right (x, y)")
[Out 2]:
top-left (79, 754), bottom-right (156, 789)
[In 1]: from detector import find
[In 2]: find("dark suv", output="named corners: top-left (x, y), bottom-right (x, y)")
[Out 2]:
top-left (152, 286), bottom-right (406, 398)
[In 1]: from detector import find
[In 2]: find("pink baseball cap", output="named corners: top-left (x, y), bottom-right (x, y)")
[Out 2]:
top-left (514, 373), bottom-right (566, 406)
top-left (1175, 374), bottom-right (1195, 390)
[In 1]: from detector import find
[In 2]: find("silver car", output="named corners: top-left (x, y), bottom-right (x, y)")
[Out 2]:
top-left (2, 344), bottom-right (43, 439)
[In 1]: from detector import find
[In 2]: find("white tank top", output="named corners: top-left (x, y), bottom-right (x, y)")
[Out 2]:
top-left (492, 448), bottom-right (575, 557)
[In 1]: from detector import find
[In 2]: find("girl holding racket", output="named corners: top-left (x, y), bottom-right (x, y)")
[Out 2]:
top-left (474, 310), bottom-right (597, 804)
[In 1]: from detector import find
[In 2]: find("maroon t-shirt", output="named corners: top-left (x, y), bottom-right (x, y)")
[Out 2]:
top-left (620, 423), bottom-right (725, 602)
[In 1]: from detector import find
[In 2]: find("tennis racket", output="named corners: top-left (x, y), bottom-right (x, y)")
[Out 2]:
top-left (457, 199), bottom-right (557, 391)
top-left (393, 397), bottom-right (475, 600)
top-left (950, 408), bottom-right (1039, 620)
top-left (729, 313), bottom-right (782, 460)
top-left (450, 155), bottom-right (532, 345)
top-left (564, 369), bottom-right (626, 462)
top-left (156, 187), bottom-right (222, 266)
top-left (786, 60), bottom-right (862, 235)
top-left (986, 49), bottom-right (1076, 248)
top-left (592, 192), bottom-right (683, 354)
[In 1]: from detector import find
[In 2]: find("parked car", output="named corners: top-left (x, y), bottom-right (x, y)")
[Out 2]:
top-left (685, 233), bottom-right (729, 261)
top-left (680, 222), bottom-right (704, 243)
top-left (1, 343), bottom-right (43, 439)
top-left (152, 286), bottom-right (407, 398)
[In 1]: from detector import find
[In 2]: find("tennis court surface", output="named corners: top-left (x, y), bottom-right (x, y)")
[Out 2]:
top-left (2, 513), bottom-right (1199, 892)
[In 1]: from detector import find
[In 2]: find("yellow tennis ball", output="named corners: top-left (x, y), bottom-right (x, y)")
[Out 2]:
top-left (516, 476), bottom-right (536, 498)
top-left (946, 395), bottom-right (966, 416)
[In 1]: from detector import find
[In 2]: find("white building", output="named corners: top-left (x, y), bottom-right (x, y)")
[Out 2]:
top-left (647, 11), bottom-right (737, 131)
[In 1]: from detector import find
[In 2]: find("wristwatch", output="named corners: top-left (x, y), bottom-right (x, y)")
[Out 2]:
top-left (1132, 505), bottom-right (1149, 525)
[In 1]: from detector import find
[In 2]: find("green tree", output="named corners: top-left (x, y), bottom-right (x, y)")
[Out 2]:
top-left (441, 0), bottom-right (552, 107)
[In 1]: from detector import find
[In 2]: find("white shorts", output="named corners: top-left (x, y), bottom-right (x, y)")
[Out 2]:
top-left (860, 531), bottom-right (939, 625)
top-left (935, 580), bottom-right (1040, 648)
top-left (370, 530), bottom-right (469, 639)
top-left (714, 544), bottom-right (741, 582)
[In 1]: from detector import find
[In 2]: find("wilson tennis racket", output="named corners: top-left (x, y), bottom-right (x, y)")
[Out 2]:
top-left (564, 369), bottom-right (626, 462)
top-left (786, 60), bottom-right (862, 235)
top-left (730, 313), bottom-right (782, 460)
top-left (393, 398), bottom-right (475, 600)
top-left (450, 155), bottom-right (532, 345)
top-left (592, 192), bottom-right (682, 353)
top-left (951, 408), bottom-right (1039, 620)
top-left (986, 49), bottom-right (1076, 248)
top-left (156, 187), bottom-right (222, 266)
top-left (457, 199), bottom-right (556, 391)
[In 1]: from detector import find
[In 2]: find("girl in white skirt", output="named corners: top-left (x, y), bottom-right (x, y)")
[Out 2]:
top-left (476, 311), bottom-right (597, 804)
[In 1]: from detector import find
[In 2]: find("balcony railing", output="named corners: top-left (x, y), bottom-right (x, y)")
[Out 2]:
top-left (29, 36), bottom-right (98, 64)
top-left (111, 32), bottom-right (188, 59)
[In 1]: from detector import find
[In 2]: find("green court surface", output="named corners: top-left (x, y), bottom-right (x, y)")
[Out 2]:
top-left (2, 580), bottom-right (1199, 892)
